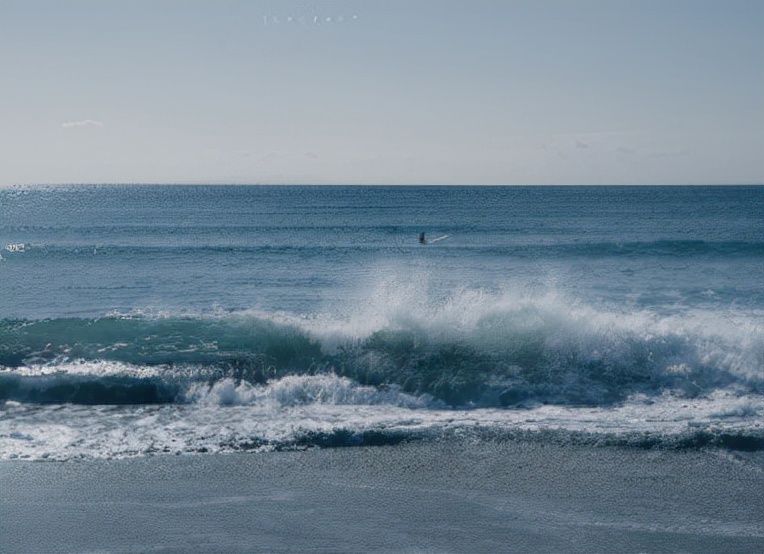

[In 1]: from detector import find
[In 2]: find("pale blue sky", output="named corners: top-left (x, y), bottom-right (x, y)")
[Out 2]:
top-left (1, 0), bottom-right (762, 185)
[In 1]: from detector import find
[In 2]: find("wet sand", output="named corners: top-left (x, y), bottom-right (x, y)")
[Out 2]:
top-left (2, 440), bottom-right (763, 553)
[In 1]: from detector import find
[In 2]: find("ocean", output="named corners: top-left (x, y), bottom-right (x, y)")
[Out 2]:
top-left (1, 185), bottom-right (763, 460)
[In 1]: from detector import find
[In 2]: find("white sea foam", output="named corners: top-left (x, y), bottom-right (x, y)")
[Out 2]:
top-left (283, 278), bottom-right (764, 391)
top-left (2, 372), bottom-right (763, 461)
top-left (184, 374), bottom-right (435, 409)
top-left (2, 359), bottom-right (165, 378)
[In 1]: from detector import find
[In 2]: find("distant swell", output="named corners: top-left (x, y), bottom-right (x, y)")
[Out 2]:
top-left (7, 239), bottom-right (764, 260)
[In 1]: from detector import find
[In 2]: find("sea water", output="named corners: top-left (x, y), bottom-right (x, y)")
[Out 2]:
top-left (1, 185), bottom-right (763, 460)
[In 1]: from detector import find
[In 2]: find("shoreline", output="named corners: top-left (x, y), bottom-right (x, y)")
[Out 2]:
top-left (2, 440), bottom-right (763, 553)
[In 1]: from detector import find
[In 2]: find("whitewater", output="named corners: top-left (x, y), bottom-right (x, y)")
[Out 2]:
top-left (1, 185), bottom-right (763, 460)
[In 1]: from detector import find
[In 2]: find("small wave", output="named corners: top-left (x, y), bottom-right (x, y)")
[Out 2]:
top-left (285, 426), bottom-right (764, 453)
top-left (0, 365), bottom-right (180, 405)
top-left (0, 363), bottom-right (435, 408)
top-left (184, 374), bottom-right (436, 409)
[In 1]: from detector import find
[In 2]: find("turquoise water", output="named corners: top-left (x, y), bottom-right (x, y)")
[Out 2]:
top-left (1, 185), bottom-right (763, 458)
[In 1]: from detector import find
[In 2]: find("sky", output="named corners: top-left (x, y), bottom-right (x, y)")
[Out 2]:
top-left (0, 0), bottom-right (762, 186)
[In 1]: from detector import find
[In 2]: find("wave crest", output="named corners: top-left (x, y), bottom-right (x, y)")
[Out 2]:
top-left (1, 288), bottom-right (762, 407)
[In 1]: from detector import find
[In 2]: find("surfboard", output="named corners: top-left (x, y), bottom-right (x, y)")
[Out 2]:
top-left (427, 235), bottom-right (449, 244)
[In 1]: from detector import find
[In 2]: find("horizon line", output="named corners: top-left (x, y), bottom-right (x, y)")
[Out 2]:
top-left (2, 182), bottom-right (763, 188)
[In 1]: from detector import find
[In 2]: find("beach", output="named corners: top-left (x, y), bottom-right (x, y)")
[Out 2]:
top-left (2, 440), bottom-right (763, 553)
top-left (2, 0), bottom-right (763, 548)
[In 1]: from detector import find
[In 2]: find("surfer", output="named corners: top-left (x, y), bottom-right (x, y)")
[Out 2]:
top-left (420, 232), bottom-right (450, 244)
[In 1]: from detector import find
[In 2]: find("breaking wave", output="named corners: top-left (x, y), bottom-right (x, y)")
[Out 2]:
top-left (1, 288), bottom-right (762, 408)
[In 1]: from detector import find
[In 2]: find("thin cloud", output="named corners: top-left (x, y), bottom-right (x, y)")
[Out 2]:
top-left (62, 119), bottom-right (104, 128)
top-left (646, 148), bottom-right (690, 159)
top-left (262, 151), bottom-right (321, 162)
